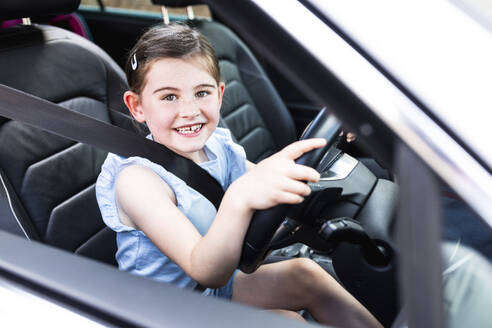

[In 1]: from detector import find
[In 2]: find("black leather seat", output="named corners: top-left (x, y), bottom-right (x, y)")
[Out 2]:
top-left (198, 20), bottom-right (298, 162)
top-left (0, 0), bottom-right (305, 265)
top-left (0, 0), bottom-right (127, 265)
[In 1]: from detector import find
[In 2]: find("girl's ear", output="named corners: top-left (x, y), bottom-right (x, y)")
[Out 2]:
top-left (217, 82), bottom-right (225, 107)
top-left (123, 91), bottom-right (146, 123)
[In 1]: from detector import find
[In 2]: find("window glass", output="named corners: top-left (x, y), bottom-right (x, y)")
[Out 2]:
top-left (80, 0), bottom-right (211, 18)
top-left (439, 184), bottom-right (492, 327)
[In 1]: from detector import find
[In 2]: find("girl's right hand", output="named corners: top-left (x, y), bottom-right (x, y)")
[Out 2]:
top-left (228, 138), bottom-right (326, 212)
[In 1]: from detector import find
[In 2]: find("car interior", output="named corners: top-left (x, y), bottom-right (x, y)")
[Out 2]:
top-left (0, 0), bottom-right (490, 327)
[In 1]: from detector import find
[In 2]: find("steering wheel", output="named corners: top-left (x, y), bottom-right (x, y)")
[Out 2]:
top-left (239, 108), bottom-right (342, 273)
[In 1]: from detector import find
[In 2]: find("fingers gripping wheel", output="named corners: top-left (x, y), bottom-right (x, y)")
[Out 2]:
top-left (239, 108), bottom-right (341, 273)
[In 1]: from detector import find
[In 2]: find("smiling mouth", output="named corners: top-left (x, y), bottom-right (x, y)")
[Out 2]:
top-left (175, 123), bottom-right (203, 135)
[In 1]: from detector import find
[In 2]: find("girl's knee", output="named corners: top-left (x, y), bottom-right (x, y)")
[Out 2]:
top-left (290, 258), bottom-right (322, 275)
top-left (288, 258), bottom-right (326, 285)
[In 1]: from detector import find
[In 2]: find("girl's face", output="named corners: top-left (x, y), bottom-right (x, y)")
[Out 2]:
top-left (125, 57), bottom-right (224, 162)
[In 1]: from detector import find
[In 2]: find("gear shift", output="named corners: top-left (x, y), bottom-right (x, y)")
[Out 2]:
top-left (319, 217), bottom-right (389, 266)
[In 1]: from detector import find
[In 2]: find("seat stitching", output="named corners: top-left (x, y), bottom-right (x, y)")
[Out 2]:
top-left (46, 182), bottom-right (99, 238)
top-left (21, 142), bottom-right (84, 188)
top-left (223, 78), bottom-right (240, 86)
top-left (50, 182), bottom-right (96, 211)
top-left (74, 226), bottom-right (110, 253)
top-left (237, 125), bottom-right (264, 144)
top-left (222, 102), bottom-right (250, 120)
top-left (0, 172), bottom-right (30, 239)
top-left (218, 57), bottom-right (236, 65)
top-left (3, 96), bottom-right (106, 188)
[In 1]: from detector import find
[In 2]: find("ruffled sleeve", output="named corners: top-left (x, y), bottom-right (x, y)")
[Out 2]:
top-left (95, 153), bottom-right (192, 233)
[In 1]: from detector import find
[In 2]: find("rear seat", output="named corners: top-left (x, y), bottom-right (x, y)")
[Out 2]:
top-left (1, 12), bottom-right (92, 40)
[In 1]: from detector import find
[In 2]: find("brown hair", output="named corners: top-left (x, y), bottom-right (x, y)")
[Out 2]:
top-left (125, 22), bottom-right (221, 95)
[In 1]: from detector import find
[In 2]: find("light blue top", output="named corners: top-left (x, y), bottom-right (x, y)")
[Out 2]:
top-left (95, 127), bottom-right (247, 293)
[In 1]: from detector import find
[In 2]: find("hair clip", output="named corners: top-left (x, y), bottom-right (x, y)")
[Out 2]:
top-left (131, 53), bottom-right (138, 70)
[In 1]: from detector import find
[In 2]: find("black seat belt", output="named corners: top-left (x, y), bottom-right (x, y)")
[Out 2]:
top-left (0, 84), bottom-right (224, 209)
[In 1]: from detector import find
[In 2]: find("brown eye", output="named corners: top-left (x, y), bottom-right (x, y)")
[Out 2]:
top-left (162, 94), bottom-right (177, 101)
top-left (196, 91), bottom-right (209, 98)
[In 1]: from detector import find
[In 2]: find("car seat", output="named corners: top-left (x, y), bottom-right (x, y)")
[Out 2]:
top-left (0, 0), bottom-right (127, 265)
top-left (0, 0), bottom-right (310, 266)
top-left (195, 20), bottom-right (298, 162)
top-left (1, 12), bottom-right (92, 40)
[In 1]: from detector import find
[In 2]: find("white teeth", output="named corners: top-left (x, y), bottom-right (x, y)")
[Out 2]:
top-left (176, 124), bottom-right (203, 134)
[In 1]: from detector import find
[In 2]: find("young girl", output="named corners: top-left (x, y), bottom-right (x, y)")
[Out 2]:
top-left (96, 23), bottom-right (381, 328)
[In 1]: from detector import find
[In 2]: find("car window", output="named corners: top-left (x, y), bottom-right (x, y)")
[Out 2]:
top-left (80, 0), bottom-right (211, 18)
top-left (439, 184), bottom-right (492, 328)
top-left (441, 186), bottom-right (491, 261)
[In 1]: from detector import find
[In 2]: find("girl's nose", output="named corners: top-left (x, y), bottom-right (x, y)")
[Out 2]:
top-left (179, 109), bottom-right (200, 118)
top-left (178, 102), bottom-right (200, 118)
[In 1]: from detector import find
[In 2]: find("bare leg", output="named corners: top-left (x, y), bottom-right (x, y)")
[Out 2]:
top-left (232, 258), bottom-right (382, 328)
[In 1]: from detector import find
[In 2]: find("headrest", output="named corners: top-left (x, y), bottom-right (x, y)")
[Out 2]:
top-left (0, 0), bottom-right (80, 21)
top-left (151, 0), bottom-right (204, 7)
